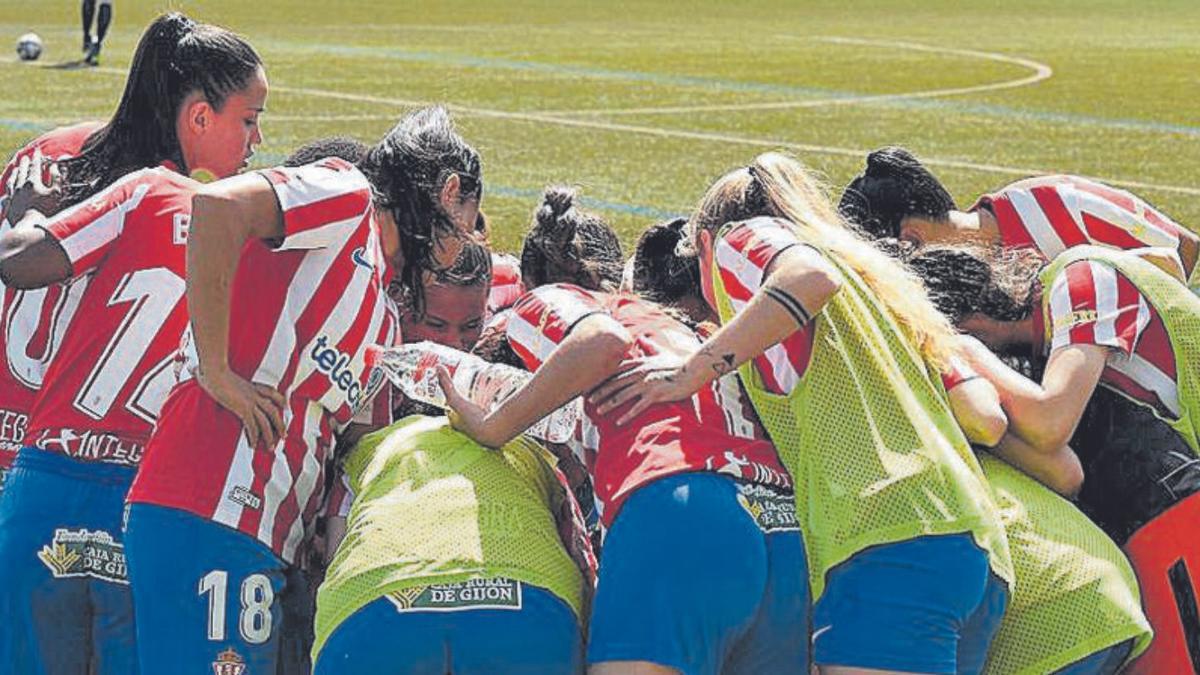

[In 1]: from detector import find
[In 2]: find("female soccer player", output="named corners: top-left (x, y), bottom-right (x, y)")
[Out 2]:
top-left (628, 214), bottom-right (1153, 675)
top-left (0, 121), bottom-right (103, 479)
top-left (0, 13), bottom-right (266, 674)
top-left (597, 152), bottom-right (1014, 675)
top-left (122, 106), bottom-right (481, 674)
top-left (907, 242), bottom-right (1200, 673)
top-left (840, 146), bottom-right (1199, 290)
top-left (314, 243), bottom-right (590, 673)
top-left (314, 415), bottom-right (588, 675)
top-left (443, 186), bottom-right (808, 675)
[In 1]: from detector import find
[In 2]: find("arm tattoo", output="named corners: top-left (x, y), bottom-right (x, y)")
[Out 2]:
top-left (763, 285), bottom-right (811, 328)
top-left (701, 345), bottom-right (737, 375)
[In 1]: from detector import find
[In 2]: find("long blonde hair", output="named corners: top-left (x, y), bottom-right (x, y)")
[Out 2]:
top-left (692, 151), bottom-right (959, 370)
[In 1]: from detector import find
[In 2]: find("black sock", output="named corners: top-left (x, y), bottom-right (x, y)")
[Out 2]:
top-left (81, 0), bottom-right (96, 39)
top-left (96, 3), bottom-right (112, 45)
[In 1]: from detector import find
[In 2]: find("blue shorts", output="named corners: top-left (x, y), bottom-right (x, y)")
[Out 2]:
top-left (588, 472), bottom-right (809, 675)
top-left (1054, 639), bottom-right (1133, 675)
top-left (812, 533), bottom-right (1010, 675)
top-left (124, 503), bottom-right (290, 675)
top-left (315, 580), bottom-right (583, 674)
top-left (0, 447), bottom-right (137, 675)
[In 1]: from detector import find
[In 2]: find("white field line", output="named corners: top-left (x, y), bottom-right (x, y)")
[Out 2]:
top-left (535, 36), bottom-right (1053, 117)
top-left (13, 62), bottom-right (1200, 198)
top-left (273, 85), bottom-right (1200, 198)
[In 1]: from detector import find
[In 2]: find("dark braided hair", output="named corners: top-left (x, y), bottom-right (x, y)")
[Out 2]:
top-left (283, 136), bottom-right (367, 167)
top-left (358, 106), bottom-right (482, 315)
top-left (839, 146), bottom-right (958, 240)
top-left (389, 241), bottom-right (492, 315)
top-left (59, 13), bottom-right (261, 208)
top-left (520, 186), bottom-right (623, 292)
top-left (905, 244), bottom-right (1042, 324)
top-left (630, 217), bottom-right (701, 306)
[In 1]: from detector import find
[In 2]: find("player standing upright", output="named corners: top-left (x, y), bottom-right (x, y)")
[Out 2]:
top-left (0, 120), bottom-right (102, 480)
top-left (123, 106), bottom-right (482, 674)
top-left (81, 0), bottom-right (113, 65)
top-left (0, 13), bottom-right (266, 674)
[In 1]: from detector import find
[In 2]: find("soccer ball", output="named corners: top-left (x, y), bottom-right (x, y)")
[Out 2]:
top-left (16, 33), bottom-right (42, 62)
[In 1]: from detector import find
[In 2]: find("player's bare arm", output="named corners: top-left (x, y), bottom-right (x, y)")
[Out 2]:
top-left (947, 377), bottom-right (1009, 448)
top-left (441, 312), bottom-right (632, 448)
top-left (0, 216), bottom-right (71, 289)
top-left (958, 335), bottom-right (1107, 454)
top-left (992, 434), bottom-right (1085, 498)
top-left (593, 243), bottom-right (842, 424)
top-left (187, 173), bottom-right (287, 448)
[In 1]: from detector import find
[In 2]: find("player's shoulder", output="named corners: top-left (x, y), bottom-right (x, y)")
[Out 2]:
top-left (22, 120), bottom-right (103, 157)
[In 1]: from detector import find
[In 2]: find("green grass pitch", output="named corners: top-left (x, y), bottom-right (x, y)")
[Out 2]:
top-left (1, 0), bottom-right (1197, 254)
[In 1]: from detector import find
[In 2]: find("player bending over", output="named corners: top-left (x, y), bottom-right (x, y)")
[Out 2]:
top-left (444, 186), bottom-right (808, 675)
top-left (908, 242), bottom-right (1200, 673)
top-left (0, 13), bottom-right (265, 674)
top-left (598, 152), bottom-right (1014, 675)
top-left (313, 241), bottom-right (592, 674)
top-left (840, 146), bottom-right (1200, 293)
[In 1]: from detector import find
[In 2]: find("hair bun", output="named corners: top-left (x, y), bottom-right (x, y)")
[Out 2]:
top-left (537, 186), bottom-right (577, 225)
top-left (864, 146), bottom-right (920, 178)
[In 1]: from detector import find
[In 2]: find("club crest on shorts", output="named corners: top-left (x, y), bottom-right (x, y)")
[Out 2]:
top-left (212, 647), bottom-right (246, 675)
top-left (36, 528), bottom-right (128, 584)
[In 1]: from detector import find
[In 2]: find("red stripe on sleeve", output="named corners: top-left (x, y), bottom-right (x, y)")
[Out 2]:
top-left (282, 191), bottom-right (371, 239)
top-left (1110, 271), bottom-right (1144, 354)
top-left (985, 196), bottom-right (1037, 250)
top-left (1065, 262), bottom-right (1099, 346)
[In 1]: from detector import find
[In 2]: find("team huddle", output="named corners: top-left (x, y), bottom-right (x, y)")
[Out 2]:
top-left (1, 11), bottom-right (1198, 675)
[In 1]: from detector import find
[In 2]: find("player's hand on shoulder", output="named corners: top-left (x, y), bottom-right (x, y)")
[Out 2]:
top-left (198, 365), bottom-right (287, 449)
top-left (5, 149), bottom-right (64, 224)
top-left (591, 353), bottom-right (697, 425)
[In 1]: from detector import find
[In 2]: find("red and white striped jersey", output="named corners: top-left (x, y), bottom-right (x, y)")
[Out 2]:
top-left (713, 219), bottom-right (822, 396)
top-left (507, 283), bottom-right (791, 527)
top-left (129, 159), bottom-right (399, 564)
top-left (1043, 259), bottom-right (1178, 420)
top-left (973, 176), bottom-right (1196, 268)
top-left (0, 121), bottom-right (101, 463)
top-left (26, 166), bottom-right (197, 466)
top-left (487, 252), bottom-right (525, 317)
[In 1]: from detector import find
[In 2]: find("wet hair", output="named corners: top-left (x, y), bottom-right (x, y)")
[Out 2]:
top-left (520, 186), bottom-right (623, 292)
top-left (283, 136), bottom-right (367, 167)
top-left (358, 106), bottom-right (482, 315)
top-left (390, 241), bottom-right (492, 315)
top-left (60, 13), bottom-right (262, 208)
top-left (838, 146), bottom-right (958, 240)
top-left (906, 245), bottom-right (1043, 324)
top-left (692, 151), bottom-right (960, 370)
top-left (631, 217), bottom-right (701, 306)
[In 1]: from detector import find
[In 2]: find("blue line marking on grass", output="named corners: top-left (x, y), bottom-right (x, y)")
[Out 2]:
top-left (486, 185), bottom-right (684, 220)
top-left (270, 41), bottom-right (1200, 138)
